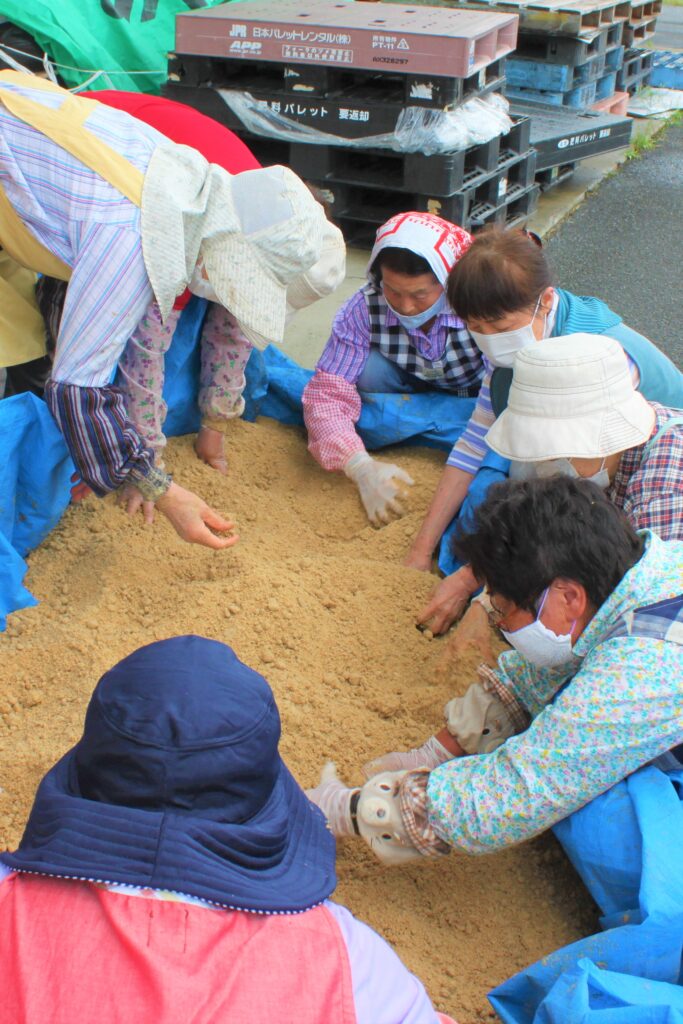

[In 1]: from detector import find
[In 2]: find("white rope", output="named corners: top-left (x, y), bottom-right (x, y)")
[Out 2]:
top-left (0, 42), bottom-right (163, 82)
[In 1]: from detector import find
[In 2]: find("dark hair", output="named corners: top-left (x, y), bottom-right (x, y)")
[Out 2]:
top-left (453, 477), bottom-right (644, 612)
top-left (370, 246), bottom-right (436, 282)
top-left (447, 226), bottom-right (554, 322)
top-left (0, 22), bottom-right (47, 68)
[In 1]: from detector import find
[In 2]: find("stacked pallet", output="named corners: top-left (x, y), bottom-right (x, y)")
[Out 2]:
top-left (164, 0), bottom-right (540, 239)
top-left (427, 0), bottom-right (637, 110)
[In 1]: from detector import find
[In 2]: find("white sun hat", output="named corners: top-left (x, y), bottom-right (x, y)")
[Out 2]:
top-left (486, 333), bottom-right (656, 461)
top-left (286, 217), bottom-right (346, 315)
top-left (142, 145), bottom-right (333, 348)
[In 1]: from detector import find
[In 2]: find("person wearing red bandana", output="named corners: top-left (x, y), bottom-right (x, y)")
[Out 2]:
top-left (302, 212), bottom-right (483, 526)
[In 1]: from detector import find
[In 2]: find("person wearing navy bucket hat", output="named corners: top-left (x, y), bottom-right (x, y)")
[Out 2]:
top-left (0, 636), bottom-right (455, 1024)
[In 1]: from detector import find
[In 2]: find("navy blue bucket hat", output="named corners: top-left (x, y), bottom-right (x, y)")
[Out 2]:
top-left (2, 636), bottom-right (336, 913)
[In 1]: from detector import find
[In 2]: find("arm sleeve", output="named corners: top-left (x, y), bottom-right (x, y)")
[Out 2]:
top-left (315, 290), bottom-right (372, 384)
top-left (446, 367), bottom-right (494, 473)
top-left (302, 370), bottom-right (365, 471)
top-left (50, 222), bottom-right (155, 388)
top-left (45, 380), bottom-right (167, 497)
top-left (621, 429), bottom-right (683, 542)
top-left (325, 902), bottom-right (444, 1024)
top-left (426, 637), bottom-right (683, 854)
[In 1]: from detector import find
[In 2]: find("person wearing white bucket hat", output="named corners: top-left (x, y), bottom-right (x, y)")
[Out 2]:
top-left (0, 73), bottom-right (338, 549)
top-left (428, 333), bottom-right (683, 652)
top-left (486, 335), bottom-right (683, 538)
top-left (410, 226), bottom-right (683, 635)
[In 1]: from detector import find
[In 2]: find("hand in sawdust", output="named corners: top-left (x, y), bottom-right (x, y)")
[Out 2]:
top-left (119, 483), bottom-right (155, 525)
top-left (416, 565), bottom-right (479, 636)
top-left (194, 426), bottom-right (228, 475)
top-left (156, 482), bottom-right (239, 550)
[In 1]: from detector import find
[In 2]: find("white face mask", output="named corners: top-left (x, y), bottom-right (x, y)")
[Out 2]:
top-left (189, 258), bottom-right (220, 303)
top-left (469, 294), bottom-right (547, 367)
top-left (535, 457), bottom-right (611, 490)
top-left (384, 289), bottom-right (447, 331)
top-left (501, 588), bottom-right (576, 668)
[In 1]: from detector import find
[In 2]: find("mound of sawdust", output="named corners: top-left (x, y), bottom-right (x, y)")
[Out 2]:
top-left (0, 417), bottom-right (595, 1022)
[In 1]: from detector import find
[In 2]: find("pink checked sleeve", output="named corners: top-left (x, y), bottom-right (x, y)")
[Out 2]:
top-left (302, 370), bottom-right (366, 471)
top-left (302, 289), bottom-right (374, 471)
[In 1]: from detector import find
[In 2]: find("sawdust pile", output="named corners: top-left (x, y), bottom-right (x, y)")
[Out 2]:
top-left (0, 417), bottom-right (595, 1022)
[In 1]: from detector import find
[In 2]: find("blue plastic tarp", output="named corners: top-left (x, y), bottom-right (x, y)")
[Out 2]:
top-left (0, 391), bottom-right (73, 629)
top-left (490, 766), bottom-right (683, 1022)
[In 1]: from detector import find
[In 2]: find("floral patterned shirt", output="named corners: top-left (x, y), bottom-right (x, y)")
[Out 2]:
top-left (426, 531), bottom-right (683, 853)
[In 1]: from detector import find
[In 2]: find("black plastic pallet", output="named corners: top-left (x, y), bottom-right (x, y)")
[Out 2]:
top-left (514, 23), bottom-right (613, 65)
top-left (283, 117), bottom-right (532, 196)
top-left (311, 150), bottom-right (537, 227)
top-left (163, 68), bottom-right (507, 142)
top-left (332, 182), bottom-right (539, 241)
top-left (535, 161), bottom-right (578, 190)
top-left (167, 52), bottom-right (508, 109)
top-left (509, 98), bottom-right (632, 170)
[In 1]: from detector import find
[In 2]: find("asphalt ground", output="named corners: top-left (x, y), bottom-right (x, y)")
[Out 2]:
top-left (651, 5), bottom-right (683, 51)
top-left (544, 118), bottom-right (683, 371)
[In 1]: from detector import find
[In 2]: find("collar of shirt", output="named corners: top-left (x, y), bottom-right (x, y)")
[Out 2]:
top-left (383, 305), bottom-right (466, 362)
top-left (572, 529), bottom-right (661, 658)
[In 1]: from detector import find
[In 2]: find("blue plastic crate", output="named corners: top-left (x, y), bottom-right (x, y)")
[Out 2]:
top-left (595, 70), bottom-right (618, 99)
top-left (605, 45), bottom-right (625, 70)
top-left (506, 80), bottom-right (598, 109)
top-left (506, 52), bottom-right (605, 91)
top-left (650, 50), bottom-right (683, 89)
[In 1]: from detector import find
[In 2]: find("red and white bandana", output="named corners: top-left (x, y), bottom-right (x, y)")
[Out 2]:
top-left (367, 211), bottom-right (472, 287)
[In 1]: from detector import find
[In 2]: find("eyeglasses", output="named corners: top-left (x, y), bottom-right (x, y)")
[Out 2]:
top-left (487, 590), bottom-right (546, 630)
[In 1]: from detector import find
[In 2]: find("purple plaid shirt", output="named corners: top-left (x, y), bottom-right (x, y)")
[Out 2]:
top-left (608, 402), bottom-right (683, 540)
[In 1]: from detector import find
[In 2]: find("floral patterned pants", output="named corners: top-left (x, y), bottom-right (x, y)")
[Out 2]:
top-left (116, 301), bottom-right (252, 461)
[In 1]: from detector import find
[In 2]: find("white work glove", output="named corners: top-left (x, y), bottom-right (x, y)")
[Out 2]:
top-left (306, 762), bottom-right (359, 837)
top-left (362, 735), bottom-right (453, 779)
top-left (307, 763), bottom-right (424, 865)
top-left (344, 451), bottom-right (414, 526)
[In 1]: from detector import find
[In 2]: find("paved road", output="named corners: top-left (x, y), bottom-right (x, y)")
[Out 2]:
top-left (651, 4), bottom-right (683, 51)
top-left (545, 119), bottom-right (683, 370)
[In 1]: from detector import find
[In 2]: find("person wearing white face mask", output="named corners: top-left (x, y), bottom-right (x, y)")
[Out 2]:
top-left (409, 226), bottom-right (683, 636)
top-left (422, 333), bottom-right (683, 643)
top-left (308, 476), bottom-right (683, 860)
top-left (302, 212), bottom-right (484, 525)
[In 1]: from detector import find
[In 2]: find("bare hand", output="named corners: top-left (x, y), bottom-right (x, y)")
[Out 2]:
top-left (194, 426), bottom-right (228, 476)
top-left (416, 567), bottom-right (476, 635)
top-left (403, 547), bottom-right (433, 572)
top-left (119, 483), bottom-right (155, 525)
top-left (70, 472), bottom-right (92, 504)
top-left (156, 481), bottom-right (239, 550)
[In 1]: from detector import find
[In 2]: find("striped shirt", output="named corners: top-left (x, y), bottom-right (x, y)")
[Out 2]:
top-left (0, 78), bottom-right (162, 388)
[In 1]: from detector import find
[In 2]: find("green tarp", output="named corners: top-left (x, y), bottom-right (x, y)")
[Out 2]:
top-left (0, 0), bottom-right (232, 93)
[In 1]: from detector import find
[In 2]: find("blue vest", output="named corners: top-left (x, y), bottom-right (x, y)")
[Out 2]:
top-left (554, 289), bottom-right (683, 408)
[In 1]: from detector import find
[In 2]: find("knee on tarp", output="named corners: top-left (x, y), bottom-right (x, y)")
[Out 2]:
top-left (0, 391), bottom-right (73, 629)
top-left (489, 766), bottom-right (683, 1023)
top-left (438, 450), bottom-right (511, 576)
